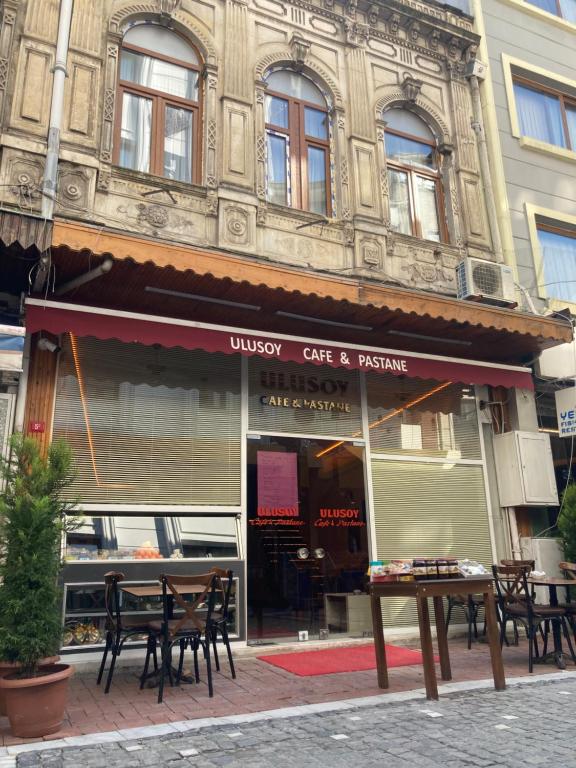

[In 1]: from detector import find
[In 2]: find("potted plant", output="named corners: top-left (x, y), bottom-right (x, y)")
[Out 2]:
top-left (0, 435), bottom-right (79, 737)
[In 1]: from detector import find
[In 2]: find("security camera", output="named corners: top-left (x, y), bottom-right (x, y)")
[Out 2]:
top-left (37, 337), bottom-right (61, 354)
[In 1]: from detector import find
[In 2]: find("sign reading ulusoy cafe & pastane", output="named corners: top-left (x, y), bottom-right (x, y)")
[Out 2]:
top-left (556, 386), bottom-right (576, 437)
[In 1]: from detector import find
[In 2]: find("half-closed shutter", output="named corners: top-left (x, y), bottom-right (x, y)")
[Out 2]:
top-left (371, 459), bottom-right (492, 627)
top-left (52, 335), bottom-right (241, 505)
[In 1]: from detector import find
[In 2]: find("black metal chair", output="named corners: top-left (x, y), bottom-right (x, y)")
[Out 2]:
top-left (446, 594), bottom-right (485, 649)
top-left (145, 572), bottom-right (218, 704)
top-left (492, 564), bottom-right (576, 673)
top-left (96, 571), bottom-right (157, 694)
top-left (208, 567), bottom-right (236, 679)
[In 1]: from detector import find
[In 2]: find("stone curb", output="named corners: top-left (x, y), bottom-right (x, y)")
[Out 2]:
top-left (1, 670), bottom-right (575, 758)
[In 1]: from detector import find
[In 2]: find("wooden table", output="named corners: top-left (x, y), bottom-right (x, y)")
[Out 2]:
top-left (528, 576), bottom-right (576, 670)
top-left (370, 576), bottom-right (506, 700)
top-left (120, 584), bottom-right (205, 599)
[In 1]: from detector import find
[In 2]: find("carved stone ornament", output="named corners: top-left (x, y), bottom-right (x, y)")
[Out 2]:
top-left (408, 22), bottom-right (420, 43)
top-left (205, 191), bottom-right (218, 217)
top-left (0, 58), bottom-right (8, 91)
top-left (361, 238), bottom-right (381, 267)
top-left (343, 223), bottom-right (355, 246)
top-left (97, 168), bottom-right (111, 192)
top-left (401, 74), bottom-right (423, 102)
top-left (137, 203), bottom-right (169, 229)
top-left (447, 37), bottom-right (461, 59)
top-left (158, 0), bottom-right (181, 14)
top-left (290, 34), bottom-right (311, 72)
top-left (256, 203), bottom-right (267, 226)
top-left (323, 0), bottom-right (334, 9)
top-left (367, 4), bottom-right (379, 25)
top-left (389, 13), bottom-right (401, 36)
top-left (224, 206), bottom-right (249, 244)
top-left (428, 29), bottom-right (440, 51)
top-left (344, 20), bottom-right (369, 46)
top-left (346, 0), bottom-right (357, 18)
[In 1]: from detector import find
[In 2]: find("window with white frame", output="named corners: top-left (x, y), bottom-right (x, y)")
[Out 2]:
top-left (513, 77), bottom-right (576, 150)
top-left (537, 221), bottom-right (576, 303)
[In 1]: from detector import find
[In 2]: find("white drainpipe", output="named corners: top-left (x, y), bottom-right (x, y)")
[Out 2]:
top-left (41, 0), bottom-right (74, 220)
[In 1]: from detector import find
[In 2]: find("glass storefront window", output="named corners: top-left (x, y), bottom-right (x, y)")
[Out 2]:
top-left (246, 436), bottom-right (369, 641)
top-left (52, 336), bottom-right (241, 504)
top-left (366, 373), bottom-right (481, 460)
top-left (249, 358), bottom-right (363, 437)
top-left (65, 513), bottom-right (240, 561)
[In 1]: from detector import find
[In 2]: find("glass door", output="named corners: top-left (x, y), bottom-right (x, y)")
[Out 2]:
top-left (246, 435), bottom-right (369, 643)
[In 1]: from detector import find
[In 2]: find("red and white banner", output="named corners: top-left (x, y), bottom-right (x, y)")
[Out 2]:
top-left (25, 300), bottom-right (534, 390)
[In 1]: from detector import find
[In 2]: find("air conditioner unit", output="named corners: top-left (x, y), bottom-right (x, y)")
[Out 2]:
top-left (456, 258), bottom-right (517, 307)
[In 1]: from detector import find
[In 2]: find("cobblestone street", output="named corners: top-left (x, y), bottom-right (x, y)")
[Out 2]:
top-left (14, 677), bottom-right (576, 768)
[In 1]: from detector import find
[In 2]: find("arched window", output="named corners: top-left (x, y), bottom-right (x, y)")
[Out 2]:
top-left (265, 70), bottom-right (331, 216)
top-left (115, 25), bottom-right (202, 184)
top-left (383, 109), bottom-right (446, 242)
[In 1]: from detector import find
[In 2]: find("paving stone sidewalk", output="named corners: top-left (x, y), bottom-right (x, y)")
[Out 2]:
top-left (15, 677), bottom-right (576, 768)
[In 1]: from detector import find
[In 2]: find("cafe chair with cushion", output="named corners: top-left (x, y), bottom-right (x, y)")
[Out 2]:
top-left (145, 572), bottom-right (218, 704)
top-left (208, 567), bottom-right (236, 679)
top-left (492, 564), bottom-right (576, 673)
top-left (97, 571), bottom-right (157, 694)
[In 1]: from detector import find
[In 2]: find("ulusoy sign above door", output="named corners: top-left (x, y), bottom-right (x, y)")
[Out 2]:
top-left (25, 299), bottom-right (534, 390)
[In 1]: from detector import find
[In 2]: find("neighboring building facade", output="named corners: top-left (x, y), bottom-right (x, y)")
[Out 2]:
top-left (474, 0), bottom-right (576, 540)
top-left (0, 0), bottom-right (571, 651)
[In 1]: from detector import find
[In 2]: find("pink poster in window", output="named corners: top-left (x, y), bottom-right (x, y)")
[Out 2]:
top-left (257, 451), bottom-right (299, 517)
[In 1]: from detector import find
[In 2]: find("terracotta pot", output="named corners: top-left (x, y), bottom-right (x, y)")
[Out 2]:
top-left (0, 656), bottom-right (59, 716)
top-left (0, 664), bottom-right (73, 737)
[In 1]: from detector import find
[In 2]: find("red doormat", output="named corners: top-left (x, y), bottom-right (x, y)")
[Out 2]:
top-left (258, 643), bottom-right (434, 676)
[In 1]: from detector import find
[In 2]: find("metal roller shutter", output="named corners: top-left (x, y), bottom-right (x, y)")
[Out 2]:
top-left (52, 335), bottom-right (241, 505)
top-left (371, 459), bottom-right (492, 627)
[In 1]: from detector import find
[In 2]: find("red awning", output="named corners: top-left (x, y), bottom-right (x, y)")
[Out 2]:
top-left (26, 300), bottom-right (534, 390)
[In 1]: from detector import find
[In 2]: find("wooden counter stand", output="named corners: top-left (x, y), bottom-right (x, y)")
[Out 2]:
top-left (369, 576), bottom-right (506, 700)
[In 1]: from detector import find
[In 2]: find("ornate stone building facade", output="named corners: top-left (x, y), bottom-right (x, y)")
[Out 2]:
top-left (0, 0), bottom-right (572, 648)
top-left (0, 0), bottom-right (495, 291)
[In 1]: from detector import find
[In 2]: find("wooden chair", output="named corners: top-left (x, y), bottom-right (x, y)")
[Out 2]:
top-left (145, 572), bottom-right (218, 704)
top-left (492, 564), bottom-right (575, 672)
top-left (96, 571), bottom-right (157, 694)
top-left (208, 567), bottom-right (236, 679)
top-left (499, 559), bottom-right (536, 645)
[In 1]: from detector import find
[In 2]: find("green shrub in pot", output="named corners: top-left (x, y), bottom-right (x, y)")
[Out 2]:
top-left (0, 434), bottom-right (80, 736)
top-left (557, 483), bottom-right (576, 564)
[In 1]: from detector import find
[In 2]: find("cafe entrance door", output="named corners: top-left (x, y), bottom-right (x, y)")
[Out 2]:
top-left (246, 435), bottom-right (369, 643)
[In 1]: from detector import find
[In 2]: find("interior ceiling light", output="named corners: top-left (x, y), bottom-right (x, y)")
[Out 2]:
top-left (276, 310), bottom-right (373, 331)
top-left (145, 286), bottom-right (261, 311)
top-left (388, 329), bottom-right (472, 347)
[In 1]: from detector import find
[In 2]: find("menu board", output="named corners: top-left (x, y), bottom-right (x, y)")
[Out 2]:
top-left (257, 451), bottom-right (299, 514)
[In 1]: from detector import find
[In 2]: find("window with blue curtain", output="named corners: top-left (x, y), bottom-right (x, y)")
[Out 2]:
top-left (537, 226), bottom-right (576, 303)
top-left (525, 0), bottom-right (576, 22)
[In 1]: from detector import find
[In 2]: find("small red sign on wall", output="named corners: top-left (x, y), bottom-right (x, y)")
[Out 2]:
top-left (29, 421), bottom-right (45, 433)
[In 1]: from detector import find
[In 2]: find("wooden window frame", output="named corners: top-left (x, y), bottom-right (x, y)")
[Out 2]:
top-left (536, 220), bottom-right (576, 302)
top-left (513, 75), bottom-right (576, 150)
top-left (526, 0), bottom-right (575, 21)
top-left (265, 87), bottom-right (332, 216)
top-left (384, 126), bottom-right (448, 244)
top-left (114, 40), bottom-right (203, 185)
